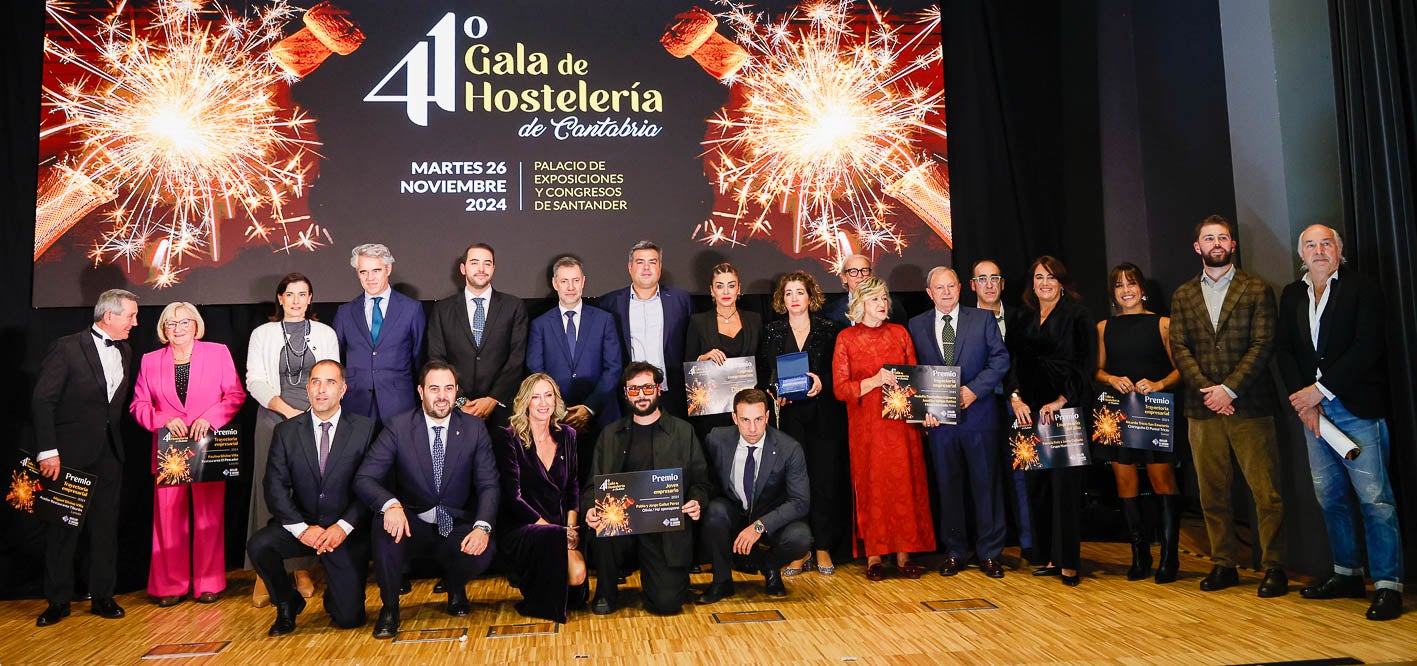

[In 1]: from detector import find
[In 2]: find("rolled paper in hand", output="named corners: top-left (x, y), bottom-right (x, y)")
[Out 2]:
top-left (1318, 415), bottom-right (1360, 460)
top-left (661, 7), bottom-right (749, 80)
top-left (885, 161), bottom-right (953, 248)
top-left (271, 2), bottom-right (366, 78)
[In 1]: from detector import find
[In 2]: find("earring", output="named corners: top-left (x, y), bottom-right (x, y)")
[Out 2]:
top-left (1141, 295), bottom-right (1149, 301)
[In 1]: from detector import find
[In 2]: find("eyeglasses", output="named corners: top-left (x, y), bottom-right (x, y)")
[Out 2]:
top-left (842, 267), bottom-right (872, 277)
top-left (971, 275), bottom-right (1002, 285)
top-left (624, 384), bottom-right (659, 396)
top-left (164, 319), bottom-right (195, 330)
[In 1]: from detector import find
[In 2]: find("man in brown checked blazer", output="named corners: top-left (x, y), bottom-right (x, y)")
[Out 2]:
top-left (1169, 214), bottom-right (1288, 598)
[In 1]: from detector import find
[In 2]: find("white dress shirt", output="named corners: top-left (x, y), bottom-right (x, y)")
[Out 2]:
top-left (1199, 266), bottom-right (1239, 399)
top-left (380, 413), bottom-right (491, 532)
top-left (364, 287), bottom-right (392, 330)
top-left (284, 409), bottom-right (356, 538)
top-left (627, 286), bottom-right (667, 384)
top-left (729, 435), bottom-right (765, 511)
top-left (1303, 269), bottom-right (1339, 400)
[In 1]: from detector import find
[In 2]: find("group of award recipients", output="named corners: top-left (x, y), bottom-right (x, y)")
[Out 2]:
top-left (28, 215), bottom-right (1404, 639)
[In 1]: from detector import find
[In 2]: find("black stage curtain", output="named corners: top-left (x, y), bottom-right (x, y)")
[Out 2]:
top-left (1329, 0), bottom-right (1417, 569)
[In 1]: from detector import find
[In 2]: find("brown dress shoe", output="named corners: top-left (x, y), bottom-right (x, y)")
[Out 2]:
top-left (898, 562), bottom-right (927, 579)
top-left (294, 570), bottom-right (315, 599)
top-left (980, 559), bottom-right (1006, 579)
top-left (865, 563), bottom-right (889, 581)
top-left (156, 595), bottom-right (185, 608)
top-left (252, 577), bottom-right (271, 608)
top-left (939, 556), bottom-right (963, 576)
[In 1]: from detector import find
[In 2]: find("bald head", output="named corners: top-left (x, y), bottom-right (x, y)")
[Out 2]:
top-left (1297, 224), bottom-right (1343, 280)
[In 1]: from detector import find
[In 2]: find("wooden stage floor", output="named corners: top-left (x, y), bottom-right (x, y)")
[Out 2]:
top-left (1, 541), bottom-right (1413, 664)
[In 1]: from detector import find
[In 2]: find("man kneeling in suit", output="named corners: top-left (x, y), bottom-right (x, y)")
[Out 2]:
top-left (355, 360), bottom-right (500, 639)
top-left (697, 388), bottom-right (811, 603)
top-left (248, 360), bottom-right (376, 636)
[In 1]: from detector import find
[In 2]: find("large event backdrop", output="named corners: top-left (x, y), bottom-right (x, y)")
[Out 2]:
top-left (3, 0), bottom-right (1415, 600)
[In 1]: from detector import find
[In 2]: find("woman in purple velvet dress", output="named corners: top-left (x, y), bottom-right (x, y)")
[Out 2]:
top-left (494, 373), bottom-right (587, 623)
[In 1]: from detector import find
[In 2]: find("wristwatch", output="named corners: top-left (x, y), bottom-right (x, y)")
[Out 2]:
top-left (455, 396), bottom-right (468, 408)
top-left (474, 523), bottom-right (492, 535)
top-left (753, 520), bottom-right (765, 534)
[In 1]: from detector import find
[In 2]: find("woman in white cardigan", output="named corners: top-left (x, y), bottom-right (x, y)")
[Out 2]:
top-left (244, 272), bottom-right (339, 607)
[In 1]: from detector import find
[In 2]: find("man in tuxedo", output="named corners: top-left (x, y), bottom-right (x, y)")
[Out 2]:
top-left (528, 256), bottom-right (622, 475)
top-left (583, 362), bottom-right (710, 616)
top-left (823, 254), bottom-right (907, 327)
top-left (354, 360), bottom-right (500, 639)
top-left (696, 389), bottom-right (810, 603)
top-left (1170, 214), bottom-right (1288, 597)
top-left (597, 241), bottom-right (692, 416)
top-left (31, 289), bottom-right (138, 627)
top-left (1276, 225), bottom-right (1403, 621)
top-left (428, 243), bottom-right (528, 429)
top-left (334, 243), bottom-right (426, 428)
top-left (247, 360), bottom-right (377, 636)
top-left (909, 267), bottom-right (1011, 578)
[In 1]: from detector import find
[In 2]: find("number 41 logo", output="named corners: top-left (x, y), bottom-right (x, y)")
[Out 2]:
top-left (364, 13), bottom-right (488, 126)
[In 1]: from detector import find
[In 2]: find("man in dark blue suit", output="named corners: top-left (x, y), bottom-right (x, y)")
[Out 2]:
top-left (823, 254), bottom-right (908, 327)
top-left (354, 361), bottom-right (500, 639)
top-left (528, 256), bottom-right (622, 474)
top-left (907, 267), bottom-right (1011, 578)
top-left (334, 243), bottom-right (426, 427)
top-left (248, 360), bottom-right (376, 636)
top-left (597, 240), bottom-right (692, 416)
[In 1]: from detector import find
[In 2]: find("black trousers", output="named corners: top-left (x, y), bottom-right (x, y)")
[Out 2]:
top-left (778, 399), bottom-right (850, 555)
top-left (45, 450), bottom-right (119, 605)
top-left (702, 497), bottom-right (811, 583)
top-left (592, 533), bottom-right (688, 615)
top-left (372, 518), bottom-right (495, 610)
top-left (1026, 466), bottom-right (1084, 570)
top-left (247, 523), bottom-right (369, 628)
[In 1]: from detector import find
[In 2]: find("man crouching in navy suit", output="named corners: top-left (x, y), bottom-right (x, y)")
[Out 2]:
top-left (248, 360), bottom-right (376, 637)
top-left (355, 360), bottom-right (500, 639)
top-left (697, 388), bottom-right (811, 603)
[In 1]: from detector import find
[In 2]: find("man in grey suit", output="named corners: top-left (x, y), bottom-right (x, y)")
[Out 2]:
top-left (696, 388), bottom-right (811, 603)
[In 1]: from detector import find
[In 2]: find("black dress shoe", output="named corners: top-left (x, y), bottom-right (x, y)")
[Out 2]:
top-left (36, 603), bottom-right (70, 627)
top-left (1060, 573), bottom-right (1081, 587)
top-left (939, 556), bottom-right (963, 576)
top-left (1199, 565), bottom-right (1239, 592)
top-left (1032, 566), bottom-right (1061, 577)
top-left (1257, 568), bottom-right (1289, 598)
top-left (1300, 573), bottom-right (1366, 599)
top-left (156, 595), bottom-right (185, 607)
top-left (763, 569), bottom-right (787, 597)
top-left (695, 581), bottom-right (736, 604)
top-left (590, 592), bottom-right (619, 615)
top-left (1367, 589), bottom-right (1403, 621)
top-left (74, 592), bottom-right (92, 602)
top-left (433, 578), bottom-right (447, 594)
top-left (398, 575), bottom-right (412, 595)
top-left (372, 607), bottom-right (399, 639)
top-left (446, 588), bottom-right (471, 617)
top-left (90, 598), bottom-right (125, 619)
top-left (980, 559), bottom-right (1005, 579)
top-left (268, 597), bottom-right (306, 637)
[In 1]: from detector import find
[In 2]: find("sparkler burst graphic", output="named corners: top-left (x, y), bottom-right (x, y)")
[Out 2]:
top-left (687, 380), bottom-right (714, 416)
top-left (881, 382), bottom-right (915, 419)
top-left (38, 0), bottom-right (327, 287)
top-left (594, 494), bottom-right (635, 537)
top-left (7, 472), bottom-right (43, 513)
top-left (1091, 404), bottom-right (1125, 446)
top-left (156, 445), bottom-right (195, 485)
top-left (695, 0), bottom-right (948, 265)
top-left (1010, 431), bottom-right (1042, 471)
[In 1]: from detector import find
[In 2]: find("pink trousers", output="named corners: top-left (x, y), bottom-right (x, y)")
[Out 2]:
top-left (149, 481), bottom-right (226, 597)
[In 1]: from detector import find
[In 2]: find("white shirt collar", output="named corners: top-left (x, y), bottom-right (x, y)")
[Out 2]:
top-left (630, 285), bottom-right (661, 302)
top-left (1200, 265), bottom-right (1236, 286)
top-left (937, 304), bottom-right (961, 322)
top-left (366, 287), bottom-right (392, 302)
top-left (559, 300), bottom-right (584, 317)
top-left (91, 325), bottom-right (114, 344)
top-left (465, 285), bottom-right (492, 301)
top-left (312, 408), bottom-right (342, 430)
top-left (424, 412), bottom-right (451, 431)
top-left (1301, 268), bottom-right (1339, 290)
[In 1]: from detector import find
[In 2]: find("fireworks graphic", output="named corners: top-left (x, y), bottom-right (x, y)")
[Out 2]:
top-left (690, 0), bottom-right (948, 266)
top-left (881, 382), bottom-right (915, 420)
top-left (1010, 431), bottom-right (1042, 471)
top-left (155, 445), bottom-right (195, 485)
top-left (37, 0), bottom-right (335, 287)
top-left (7, 471), bottom-right (43, 513)
top-left (1091, 404), bottom-right (1125, 446)
top-left (687, 380), bottom-right (713, 416)
top-left (594, 494), bottom-right (635, 537)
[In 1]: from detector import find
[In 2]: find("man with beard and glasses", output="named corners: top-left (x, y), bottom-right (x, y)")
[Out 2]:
top-left (1170, 214), bottom-right (1288, 598)
top-left (582, 362), bottom-right (711, 616)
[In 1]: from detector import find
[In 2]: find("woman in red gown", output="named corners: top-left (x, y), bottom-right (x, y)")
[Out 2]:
top-left (832, 277), bottom-right (936, 580)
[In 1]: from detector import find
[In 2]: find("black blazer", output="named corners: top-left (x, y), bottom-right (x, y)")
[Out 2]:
top-left (1275, 270), bottom-right (1388, 420)
top-left (354, 409), bottom-right (501, 527)
top-left (32, 329), bottom-right (131, 468)
top-left (755, 315), bottom-right (840, 403)
top-left (265, 410), bottom-right (377, 529)
top-left (703, 425), bottom-right (809, 533)
top-left (428, 288), bottom-right (528, 409)
top-left (684, 310), bottom-right (762, 361)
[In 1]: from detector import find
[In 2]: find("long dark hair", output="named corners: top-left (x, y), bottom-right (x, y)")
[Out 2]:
top-left (1021, 255), bottom-right (1082, 309)
top-left (270, 272), bottom-right (318, 322)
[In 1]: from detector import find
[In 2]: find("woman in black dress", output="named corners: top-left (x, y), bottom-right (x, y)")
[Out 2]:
top-left (685, 262), bottom-right (762, 442)
top-left (1094, 263), bottom-right (1183, 583)
top-left (1007, 256), bottom-right (1096, 586)
top-left (756, 271), bottom-right (847, 576)
top-left (493, 373), bottom-right (586, 623)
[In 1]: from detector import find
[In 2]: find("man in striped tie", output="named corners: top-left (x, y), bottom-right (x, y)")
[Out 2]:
top-left (354, 361), bottom-right (500, 639)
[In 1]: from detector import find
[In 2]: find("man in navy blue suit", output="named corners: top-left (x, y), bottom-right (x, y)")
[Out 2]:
top-left (528, 256), bottom-right (622, 474)
top-left (597, 240), bottom-right (692, 416)
top-left (907, 267), bottom-right (1011, 578)
top-left (334, 243), bottom-right (426, 428)
top-left (354, 360), bottom-right (500, 639)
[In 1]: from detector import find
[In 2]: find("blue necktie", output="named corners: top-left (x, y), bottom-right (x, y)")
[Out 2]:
top-left (471, 297), bottom-right (486, 347)
top-left (742, 445), bottom-right (758, 509)
top-left (431, 425), bottom-right (452, 537)
top-left (565, 310), bottom-right (577, 356)
top-left (370, 296), bottom-right (384, 344)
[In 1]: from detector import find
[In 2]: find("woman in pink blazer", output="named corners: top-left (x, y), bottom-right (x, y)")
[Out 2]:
top-left (130, 302), bottom-right (246, 607)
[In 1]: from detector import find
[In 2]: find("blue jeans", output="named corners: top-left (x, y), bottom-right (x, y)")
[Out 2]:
top-left (1304, 397), bottom-right (1404, 591)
